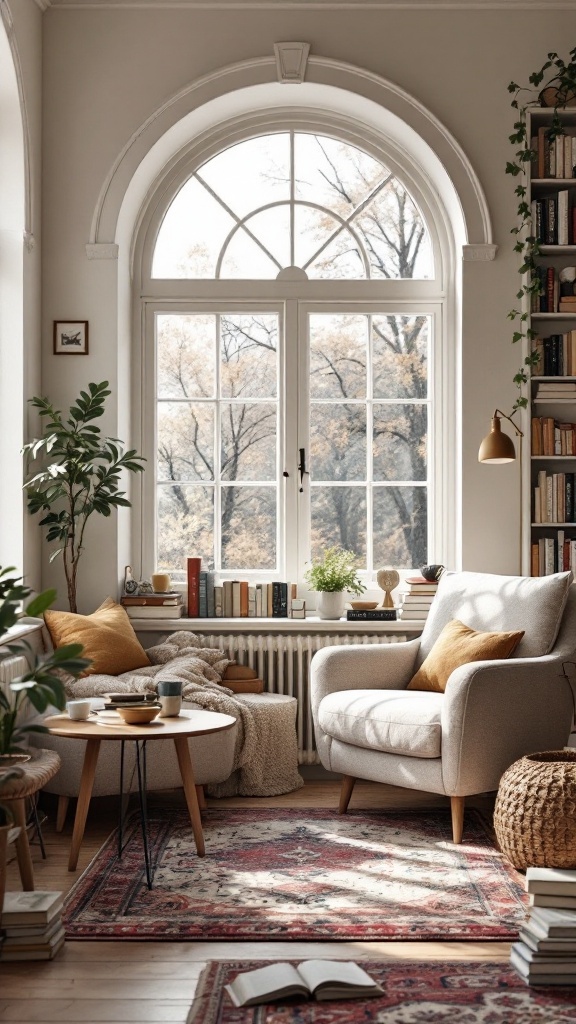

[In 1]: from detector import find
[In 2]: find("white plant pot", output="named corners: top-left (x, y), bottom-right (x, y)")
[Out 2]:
top-left (316, 591), bottom-right (346, 620)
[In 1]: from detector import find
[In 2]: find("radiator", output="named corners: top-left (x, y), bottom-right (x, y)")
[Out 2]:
top-left (0, 655), bottom-right (28, 699)
top-left (198, 632), bottom-right (408, 764)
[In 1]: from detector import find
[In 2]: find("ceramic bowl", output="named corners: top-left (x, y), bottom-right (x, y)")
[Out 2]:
top-left (349, 601), bottom-right (379, 610)
top-left (115, 704), bottom-right (161, 725)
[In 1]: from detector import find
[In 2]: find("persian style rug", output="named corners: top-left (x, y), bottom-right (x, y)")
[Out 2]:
top-left (64, 807), bottom-right (527, 941)
top-left (187, 960), bottom-right (576, 1024)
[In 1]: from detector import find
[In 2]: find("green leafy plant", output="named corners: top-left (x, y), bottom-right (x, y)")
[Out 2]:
top-left (0, 567), bottom-right (90, 823)
top-left (303, 546), bottom-right (366, 596)
top-left (506, 48), bottom-right (576, 412)
top-left (23, 381), bottom-right (145, 613)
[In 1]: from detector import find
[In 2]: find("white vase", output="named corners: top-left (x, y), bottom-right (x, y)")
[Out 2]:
top-left (316, 591), bottom-right (346, 620)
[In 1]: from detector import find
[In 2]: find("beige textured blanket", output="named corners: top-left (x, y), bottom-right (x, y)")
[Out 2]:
top-left (65, 631), bottom-right (303, 798)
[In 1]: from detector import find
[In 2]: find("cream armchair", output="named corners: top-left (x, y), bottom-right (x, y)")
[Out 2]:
top-left (311, 570), bottom-right (576, 843)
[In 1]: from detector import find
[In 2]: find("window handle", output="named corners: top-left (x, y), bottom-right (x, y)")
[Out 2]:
top-left (298, 448), bottom-right (308, 492)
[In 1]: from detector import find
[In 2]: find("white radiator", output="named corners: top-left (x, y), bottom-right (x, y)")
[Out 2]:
top-left (198, 632), bottom-right (408, 764)
top-left (0, 655), bottom-right (28, 699)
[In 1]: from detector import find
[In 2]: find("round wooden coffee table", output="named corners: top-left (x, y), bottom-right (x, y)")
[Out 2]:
top-left (44, 709), bottom-right (236, 887)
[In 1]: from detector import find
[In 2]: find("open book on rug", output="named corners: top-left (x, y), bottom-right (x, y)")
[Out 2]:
top-left (224, 960), bottom-right (383, 1006)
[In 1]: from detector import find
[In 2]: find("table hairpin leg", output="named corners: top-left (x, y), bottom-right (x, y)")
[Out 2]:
top-left (28, 794), bottom-right (47, 860)
top-left (135, 739), bottom-right (153, 890)
top-left (118, 740), bottom-right (126, 859)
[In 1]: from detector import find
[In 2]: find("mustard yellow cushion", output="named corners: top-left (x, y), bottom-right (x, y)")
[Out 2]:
top-left (407, 619), bottom-right (524, 693)
top-left (44, 597), bottom-right (150, 676)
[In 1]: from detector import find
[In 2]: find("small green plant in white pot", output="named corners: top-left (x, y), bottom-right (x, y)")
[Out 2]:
top-left (304, 547), bottom-right (366, 620)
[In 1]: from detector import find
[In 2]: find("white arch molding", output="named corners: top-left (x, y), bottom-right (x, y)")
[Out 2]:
top-left (89, 54), bottom-right (494, 259)
top-left (89, 52), bottom-right (496, 582)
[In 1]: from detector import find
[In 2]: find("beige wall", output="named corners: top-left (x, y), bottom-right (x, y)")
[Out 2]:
top-left (29, 6), bottom-right (576, 607)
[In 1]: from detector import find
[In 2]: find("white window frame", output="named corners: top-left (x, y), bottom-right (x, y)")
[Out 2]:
top-left (133, 114), bottom-right (457, 595)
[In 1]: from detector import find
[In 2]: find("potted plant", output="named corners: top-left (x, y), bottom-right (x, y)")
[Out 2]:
top-left (23, 381), bottom-right (145, 613)
top-left (304, 546), bottom-right (366, 620)
top-left (0, 567), bottom-right (89, 919)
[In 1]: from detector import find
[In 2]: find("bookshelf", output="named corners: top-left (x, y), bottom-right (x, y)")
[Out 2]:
top-left (527, 107), bottom-right (576, 576)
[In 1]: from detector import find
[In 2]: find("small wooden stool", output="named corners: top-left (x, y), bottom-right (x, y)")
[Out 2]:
top-left (1, 748), bottom-right (61, 890)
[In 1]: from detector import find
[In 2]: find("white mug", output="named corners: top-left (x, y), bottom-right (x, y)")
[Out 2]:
top-left (67, 699), bottom-right (92, 721)
top-left (159, 694), bottom-right (182, 718)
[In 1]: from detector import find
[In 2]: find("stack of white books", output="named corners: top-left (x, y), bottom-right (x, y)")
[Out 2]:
top-left (1, 890), bottom-right (65, 961)
top-left (397, 576), bottom-right (438, 622)
top-left (511, 867), bottom-right (576, 985)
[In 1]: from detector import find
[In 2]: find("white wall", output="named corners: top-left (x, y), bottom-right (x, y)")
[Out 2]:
top-left (34, 6), bottom-right (576, 608)
top-left (0, 0), bottom-right (42, 588)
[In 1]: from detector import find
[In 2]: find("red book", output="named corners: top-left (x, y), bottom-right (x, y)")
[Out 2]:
top-left (546, 267), bottom-right (556, 313)
top-left (187, 557), bottom-right (201, 617)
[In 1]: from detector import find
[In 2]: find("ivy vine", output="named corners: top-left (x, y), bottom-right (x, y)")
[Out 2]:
top-left (506, 47), bottom-right (576, 413)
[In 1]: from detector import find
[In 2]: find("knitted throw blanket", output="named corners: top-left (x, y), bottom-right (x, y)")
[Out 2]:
top-left (64, 631), bottom-right (303, 798)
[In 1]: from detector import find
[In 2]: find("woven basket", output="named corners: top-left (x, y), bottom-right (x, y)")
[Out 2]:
top-left (494, 750), bottom-right (576, 870)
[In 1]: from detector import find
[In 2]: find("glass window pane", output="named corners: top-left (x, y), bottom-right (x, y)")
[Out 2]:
top-left (373, 315), bottom-right (429, 400)
top-left (152, 178), bottom-right (234, 278)
top-left (157, 314), bottom-right (215, 399)
top-left (199, 134), bottom-right (290, 218)
top-left (310, 314), bottom-right (367, 400)
top-left (353, 181), bottom-right (433, 279)
top-left (221, 403), bottom-right (276, 481)
top-left (373, 405), bottom-right (427, 481)
top-left (310, 404), bottom-right (366, 481)
top-left (373, 486), bottom-right (427, 568)
top-left (157, 485), bottom-right (214, 572)
top-left (221, 314), bottom-right (278, 399)
top-left (294, 206), bottom-right (342, 270)
top-left (219, 230), bottom-right (279, 279)
top-left (311, 486), bottom-right (366, 563)
top-left (157, 403), bottom-right (214, 482)
top-left (295, 133), bottom-right (387, 214)
top-left (306, 229), bottom-right (367, 279)
top-left (242, 206), bottom-right (291, 271)
top-left (221, 486), bottom-right (276, 570)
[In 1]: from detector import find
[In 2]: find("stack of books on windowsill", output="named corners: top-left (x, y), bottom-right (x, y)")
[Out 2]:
top-left (1, 891), bottom-right (65, 961)
top-left (396, 577), bottom-right (438, 622)
top-left (121, 592), bottom-right (183, 618)
top-left (510, 868), bottom-right (576, 985)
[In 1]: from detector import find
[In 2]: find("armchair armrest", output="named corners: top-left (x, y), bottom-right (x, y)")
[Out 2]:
top-left (441, 655), bottom-right (575, 796)
top-left (310, 638), bottom-right (421, 720)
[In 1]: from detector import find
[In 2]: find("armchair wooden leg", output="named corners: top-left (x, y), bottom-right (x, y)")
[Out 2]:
top-left (56, 796), bottom-right (70, 833)
top-left (450, 796), bottom-right (465, 844)
top-left (339, 776), bottom-right (357, 814)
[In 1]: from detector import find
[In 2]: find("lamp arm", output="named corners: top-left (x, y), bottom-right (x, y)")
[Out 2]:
top-left (493, 409), bottom-right (524, 438)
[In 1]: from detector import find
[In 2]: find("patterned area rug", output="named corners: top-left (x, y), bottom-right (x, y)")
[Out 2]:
top-left (64, 807), bottom-right (527, 940)
top-left (188, 960), bottom-right (576, 1024)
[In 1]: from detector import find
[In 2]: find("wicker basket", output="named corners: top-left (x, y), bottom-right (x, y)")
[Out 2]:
top-left (494, 750), bottom-right (576, 870)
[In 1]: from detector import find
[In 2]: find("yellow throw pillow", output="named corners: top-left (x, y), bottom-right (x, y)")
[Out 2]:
top-left (44, 597), bottom-right (150, 676)
top-left (407, 619), bottom-right (524, 693)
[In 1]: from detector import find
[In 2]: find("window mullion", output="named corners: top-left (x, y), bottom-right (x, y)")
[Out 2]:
top-left (214, 313), bottom-right (222, 571)
top-left (367, 313), bottom-right (374, 576)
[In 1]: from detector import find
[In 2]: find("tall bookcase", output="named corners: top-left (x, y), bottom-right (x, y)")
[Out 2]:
top-left (527, 107), bottom-right (576, 576)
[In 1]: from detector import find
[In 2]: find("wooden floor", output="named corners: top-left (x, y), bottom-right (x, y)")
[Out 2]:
top-left (0, 781), bottom-right (509, 1024)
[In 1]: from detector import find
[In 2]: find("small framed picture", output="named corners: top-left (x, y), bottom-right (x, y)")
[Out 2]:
top-left (53, 321), bottom-right (89, 355)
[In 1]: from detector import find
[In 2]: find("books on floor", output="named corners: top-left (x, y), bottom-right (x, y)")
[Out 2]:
top-left (1, 890), bottom-right (64, 961)
top-left (224, 960), bottom-right (383, 1007)
top-left (511, 867), bottom-right (576, 985)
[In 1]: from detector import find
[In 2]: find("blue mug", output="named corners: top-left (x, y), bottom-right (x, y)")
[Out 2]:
top-left (157, 680), bottom-right (183, 697)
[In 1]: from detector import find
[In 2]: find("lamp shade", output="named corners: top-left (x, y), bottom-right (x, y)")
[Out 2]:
top-left (478, 416), bottom-right (516, 463)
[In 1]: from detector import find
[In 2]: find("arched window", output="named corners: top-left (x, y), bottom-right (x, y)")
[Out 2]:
top-left (139, 124), bottom-right (449, 591)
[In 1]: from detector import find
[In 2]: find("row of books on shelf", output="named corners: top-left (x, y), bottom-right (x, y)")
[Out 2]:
top-left (531, 193), bottom-right (576, 246)
top-left (531, 531), bottom-right (576, 577)
top-left (532, 126), bottom-right (576, 180)
top-left (511, 867), bottom-right (576, 985)
top-left (534, 470), bottom-right (576, 523)
top-left (531, 268), bottom-right (576, 314)
top-left (531, 416), bottom-right (576, 456)
top-left (121, 582), bottom-right (298, 619)
top-left (532, 335), bottom-right (576, 378)
top-left (1, 891), bottom-right (64, 961)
